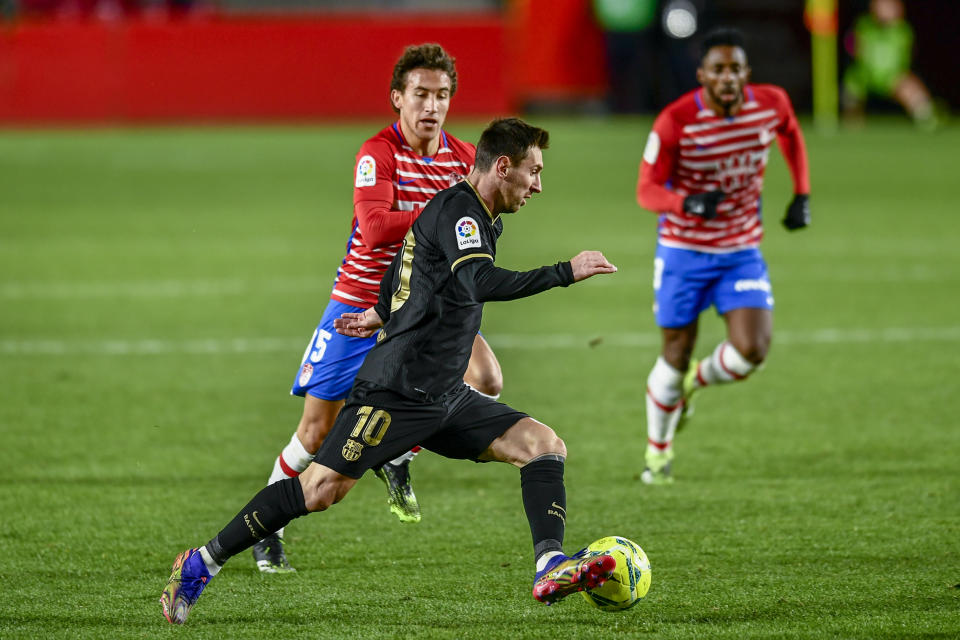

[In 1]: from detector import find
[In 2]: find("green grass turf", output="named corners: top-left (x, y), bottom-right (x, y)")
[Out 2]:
top-left (1, 117), bottom-right (958, 639)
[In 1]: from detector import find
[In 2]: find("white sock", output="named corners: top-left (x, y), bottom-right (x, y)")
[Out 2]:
top-left (466, 382), bottom-right (500, 401)
top-left (695, 342), bottom-right (756, 388)
top-left (199, 545), bottom-right (222, 576)
top-left (536, 550), bottom-right (563, 572)
top-left (268, 433), bottom-right (314, 484)
top-left (645, 357), bottom-right (684, 454)
top-left (266, 433), bottom-right (314, 537)
top-left (388, 447), bottom-right (420, 466)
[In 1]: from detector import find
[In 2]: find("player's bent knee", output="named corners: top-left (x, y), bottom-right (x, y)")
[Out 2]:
top-left (736, 340), bottom-right (769, 365)
top-left (464, 356), bottom-right (504, 397)
top-left (481, 418), bottom-right (566, 466)
top-left (472, 372), bottom-right (503, 398)
top-left (301, 480), bottom-right (343, 513)
top-left (520, 422), bottom-right (566, 463)
top-left (531, 433), bottom-right (566, 462)
top-left (298, 464), bottom-right (353, 512)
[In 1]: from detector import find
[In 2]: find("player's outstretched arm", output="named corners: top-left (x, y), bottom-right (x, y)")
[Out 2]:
top-left (569, 251), bottom-right (618, 282)
top-left (333, 307), bottom-right (384, 338)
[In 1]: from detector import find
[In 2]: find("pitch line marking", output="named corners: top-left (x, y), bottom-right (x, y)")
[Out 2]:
top-left (2, 327), bottom-right (959, 356)
top-left (0, 278), bottom-right (319, 299)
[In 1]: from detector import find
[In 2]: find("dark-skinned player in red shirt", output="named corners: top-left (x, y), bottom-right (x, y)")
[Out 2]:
top-left (636, 28), bottom-right (811, 484)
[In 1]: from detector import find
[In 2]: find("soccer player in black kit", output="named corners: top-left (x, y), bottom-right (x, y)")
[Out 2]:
top-left (161, 118), bottom-right (620, 624)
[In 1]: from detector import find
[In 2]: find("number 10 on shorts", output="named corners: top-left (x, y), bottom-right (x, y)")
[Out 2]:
top-left (342, 406), bottom-right (392, 462)
top-left (350, 406), bottom-right (392, 446)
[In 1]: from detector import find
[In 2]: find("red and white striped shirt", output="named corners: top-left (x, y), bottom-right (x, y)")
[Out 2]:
top-left (331, 123), bottom-right (475, 306)
top-left (637, 84), bottom-right (809, 253)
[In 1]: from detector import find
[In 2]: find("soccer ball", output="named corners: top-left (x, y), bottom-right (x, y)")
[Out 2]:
top-left (579, 536), bottom-right (651, 611)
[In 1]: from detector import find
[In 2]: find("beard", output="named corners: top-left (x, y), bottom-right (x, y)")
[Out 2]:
top-left (709, 86), bottom-right (742, 117)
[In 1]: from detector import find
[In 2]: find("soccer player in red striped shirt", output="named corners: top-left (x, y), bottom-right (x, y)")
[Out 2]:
top-left (636, 28), bottom-right (811, 484)
top-left (252, 44), bottom-right (504, 571)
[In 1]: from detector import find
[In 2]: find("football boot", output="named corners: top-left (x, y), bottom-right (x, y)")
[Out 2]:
top-left (532, 553), bottom-right (616, 605)
top-left (160, 548), bottom-right (212, 625)
top-left (252, 532), bottom-right (295, 573)
top-left (374, 459), bottom-right (421, 523)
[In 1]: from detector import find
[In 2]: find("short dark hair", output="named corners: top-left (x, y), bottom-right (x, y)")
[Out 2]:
top-left (474, 118), bottom-right (550, 172)
top-left (699, 27), bottom-right (747, 62)
top-left (390, 43), bottom-right (458, 113)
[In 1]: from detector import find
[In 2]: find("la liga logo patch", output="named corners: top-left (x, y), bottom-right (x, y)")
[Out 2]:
top-left (455, 216), bottom-right (481, 249)
top-left (457, 218), bottom-right (477, 238)
top-left (355, 155), bottom-right (376, 187)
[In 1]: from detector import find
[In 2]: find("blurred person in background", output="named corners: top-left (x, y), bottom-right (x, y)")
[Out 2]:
top-left (635, 27), bottom-right (810, 484)
top-left (842, 0), bottom-right (940, 130)
top-left (592, 0), bottom-right (702, 113)
top-left (251, 43), bottom-right (504, 573)
top-left (592, 0), bottom-right (660, 113)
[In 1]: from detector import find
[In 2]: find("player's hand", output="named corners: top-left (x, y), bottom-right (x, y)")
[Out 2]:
top-left (782, 194), bottom-right (810, 231)
top-left (570, 251), bottom-right (617, 283)
top-left (333, 308), bottom-right (384, 338)
top-left (682, 190), bottom-right (724, 220)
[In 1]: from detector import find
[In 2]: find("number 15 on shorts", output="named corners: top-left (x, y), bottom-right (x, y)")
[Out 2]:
top-left (302, 329), bottom-right (333, 364)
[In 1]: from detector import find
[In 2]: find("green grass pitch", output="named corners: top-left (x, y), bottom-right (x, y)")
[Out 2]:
top-left (1, 118), bottom-right (958, 639)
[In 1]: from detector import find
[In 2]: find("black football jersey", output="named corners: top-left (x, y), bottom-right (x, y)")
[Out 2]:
top-left (356, 180), bottom-right (574, 400)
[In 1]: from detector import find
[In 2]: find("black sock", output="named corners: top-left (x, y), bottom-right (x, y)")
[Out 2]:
top-left (520, 457), bottom-right (566, 562)
top-left (205, 477), bottom-right (308, 566)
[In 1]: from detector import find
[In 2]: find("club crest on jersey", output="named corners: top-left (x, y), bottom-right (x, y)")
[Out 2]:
top-left (299, 362), bottom-right (313, 387)
top-left (455, 216), bottom-right (481, 249)
top-left (356, 155), bottom-right (376, 187)
top-left (715, 151), bottom-right (765, 192)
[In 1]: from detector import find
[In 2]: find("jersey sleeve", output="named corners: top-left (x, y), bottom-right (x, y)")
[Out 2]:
top-left (771, 88), bottom-right (811, 195)
top-left (434, 192), bottom-right (496, 273)
top-left (453, 257), bottom-right (574, 303)
top-left (352, 139), bottom-right (420, 248)
top-left (435, 193), bottom-right (574, 303)
top-left (636, 110), bottom-right (686, 214)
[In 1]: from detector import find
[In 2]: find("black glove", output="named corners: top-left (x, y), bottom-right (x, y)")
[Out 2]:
top-left (783, 194), bottom-right (810, 231)
top-left (682, 190), bottom-right (724, 220)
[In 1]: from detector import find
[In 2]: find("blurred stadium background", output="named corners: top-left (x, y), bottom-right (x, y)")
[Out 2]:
top-left (1, 0), bottom-right (957, 124)
top-left (2, 2), bottom-right (958, 639)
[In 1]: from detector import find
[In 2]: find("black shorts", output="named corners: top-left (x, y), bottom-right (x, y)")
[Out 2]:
top-left (313, 380), bottom-right (528, 479)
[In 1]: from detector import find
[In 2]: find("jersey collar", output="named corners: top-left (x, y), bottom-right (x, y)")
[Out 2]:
top-left (391, 121), bottom-right (446, 161)
top-left (463, 178), bottom-right (499, 224)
